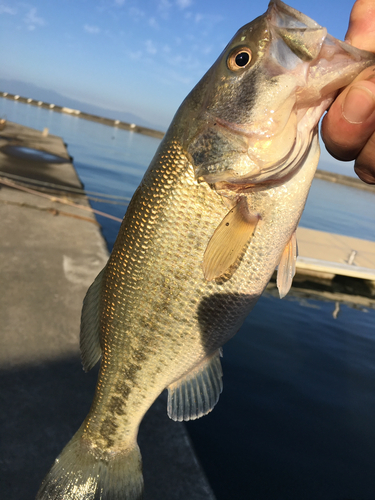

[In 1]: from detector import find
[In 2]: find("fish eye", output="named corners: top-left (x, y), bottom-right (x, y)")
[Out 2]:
top-left (227, 47), bottom-right (252, 71)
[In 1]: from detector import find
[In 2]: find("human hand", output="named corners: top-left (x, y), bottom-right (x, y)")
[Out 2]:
top-left (321, 0), bottom-right (375, 184)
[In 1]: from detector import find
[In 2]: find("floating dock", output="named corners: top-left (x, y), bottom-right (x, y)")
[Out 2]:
top-left (268, 227), bottom-right (375, 312)
top-left (296, 226), bottom-right (375, 282)
top-left (0, 121), bottom-right (215, 500)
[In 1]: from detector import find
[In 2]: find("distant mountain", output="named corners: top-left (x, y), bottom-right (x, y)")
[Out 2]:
top-left (0, 78), bottom-right (165, 132)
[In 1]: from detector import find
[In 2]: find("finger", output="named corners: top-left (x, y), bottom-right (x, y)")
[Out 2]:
top-left (322, 0), bottom-right (375, 184)
top-left (354, 134), bottom-right (375, 183)
top-left (321, 70), bottom-right (375, 161)
top-left (345, 0), bottom-right (375, 51)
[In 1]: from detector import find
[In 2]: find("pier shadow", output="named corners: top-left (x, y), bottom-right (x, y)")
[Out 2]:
top-left (0, 149), bottom-right (83, 191)
top-left (0, 356), bottom-right (213, 500)
top-left (0, 357), bottom-right (97, 500)
top-left (0, 144), bottom-right (68, 164)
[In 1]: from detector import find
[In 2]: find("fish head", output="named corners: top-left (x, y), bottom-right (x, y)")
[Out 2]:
top-left (178, 0), bottom-right (375, 187)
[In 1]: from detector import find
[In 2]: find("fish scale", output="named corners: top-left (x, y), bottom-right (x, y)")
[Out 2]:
top-left (36, 2), bottom-right (375, 499)
top-left (82, 141), bottom-right (224, 447)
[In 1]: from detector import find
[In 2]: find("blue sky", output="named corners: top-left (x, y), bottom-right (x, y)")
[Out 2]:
top-left (0, 0), bottom-right (360, 129)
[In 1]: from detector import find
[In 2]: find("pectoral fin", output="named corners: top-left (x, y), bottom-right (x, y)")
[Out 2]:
top-left (203, 197), bottom-right (259, 281)
top-left (167, 349), bottom-right (223, 422)
top-left (277, 231), bottom-right (297, 299)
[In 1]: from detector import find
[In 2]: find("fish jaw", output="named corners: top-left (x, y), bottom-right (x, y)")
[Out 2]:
top-left (180, 0), bottom-right (375, 188)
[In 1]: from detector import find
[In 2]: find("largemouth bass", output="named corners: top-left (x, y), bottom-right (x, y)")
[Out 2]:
top-left (37, 1), bottom-right (375, 499)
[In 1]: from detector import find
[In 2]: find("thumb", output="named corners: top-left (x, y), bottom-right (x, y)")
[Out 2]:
top-left (345, 0), bottom-right (375, 51)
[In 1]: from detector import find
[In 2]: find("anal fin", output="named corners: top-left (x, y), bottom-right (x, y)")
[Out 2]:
top-left (277, 231), bottom-right (297, 299)
top-left (203, 197), bottom-right (259, 281)
top-left (167, 349), bottom-right (223, 422)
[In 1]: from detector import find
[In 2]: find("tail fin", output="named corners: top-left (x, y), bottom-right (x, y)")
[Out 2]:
top-left (36, 426), bottom-right (143, 500)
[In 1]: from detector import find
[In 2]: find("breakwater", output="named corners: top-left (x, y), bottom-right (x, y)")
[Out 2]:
top-left (0, 91), bottom-right (165, 139)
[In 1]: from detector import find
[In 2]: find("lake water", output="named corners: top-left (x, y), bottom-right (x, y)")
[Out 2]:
top-left (2, 99), bottom-right (375, 500)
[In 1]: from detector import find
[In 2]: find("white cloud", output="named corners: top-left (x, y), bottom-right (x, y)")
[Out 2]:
top-left (114, 0), bottom-right (125, 5)
top-left (127, 49), bottom-right (142, 60)
top-left (0, 3), bottom-right (17, 15)
top-left (176, 0), bottom-right (192, 9)
top-left (161, 68), bottom-right (193, 86)
top-left (145, 39), bottom-right (157, 55)
top-left (148, 17), bottom-right (159, 29)
top-left (201, 45), bottom-right (213, 55)
top-left (129, 7), bottom-right (145, 19)
top-left (24, 7), bottom-right (45, 31)
top-left (158, 0), bottom-right (172, 8)
top-left (84, 24), bottom-right (101, 34)
top-left (158, 0), bottom-right (172, 19)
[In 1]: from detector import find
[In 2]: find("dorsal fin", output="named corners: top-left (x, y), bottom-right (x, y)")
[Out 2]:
top-left (277, 231), bottom-right (297, 299)
top-left (203, 197), bottom-right (259, 281)
top-left (167, 349), bottom-right (223, 422)
top-left (80, 267), bottom-right (105, 372)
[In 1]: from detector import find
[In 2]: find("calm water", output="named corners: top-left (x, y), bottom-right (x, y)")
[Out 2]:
top-left (2, 99), bottom-right (375, 499)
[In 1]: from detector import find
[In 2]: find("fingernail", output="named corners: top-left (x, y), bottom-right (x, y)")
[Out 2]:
top-left (342, 85), bottom-right (375, 124)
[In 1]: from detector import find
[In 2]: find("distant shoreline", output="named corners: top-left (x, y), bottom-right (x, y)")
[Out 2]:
top-left (0, 91), bottom-right (165, 140)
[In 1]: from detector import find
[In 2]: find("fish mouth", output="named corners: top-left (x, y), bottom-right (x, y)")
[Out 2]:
top-left (268, 0), bottom-right (326, 41)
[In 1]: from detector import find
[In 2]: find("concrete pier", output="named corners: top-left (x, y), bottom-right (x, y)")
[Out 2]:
top-left (0, 122), bottom-right (215, 500)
